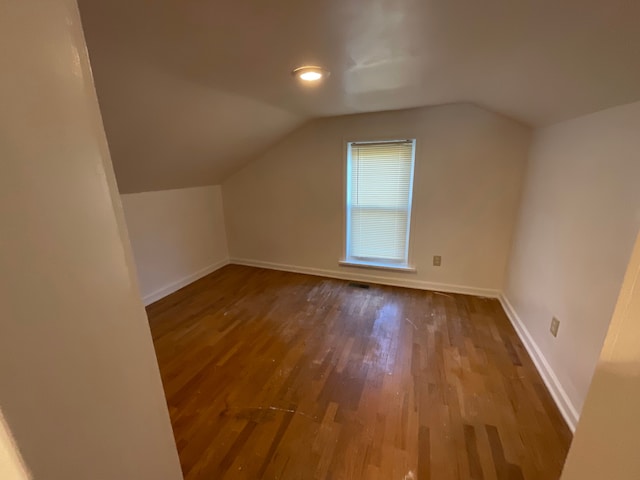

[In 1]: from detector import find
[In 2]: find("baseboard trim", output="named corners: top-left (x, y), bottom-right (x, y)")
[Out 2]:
top-left (498, 293), bottom-right (579, 432)
top-left (143, 258), bottom-right (230, 306)
top-left (229, 258), bottom-right (500, 298)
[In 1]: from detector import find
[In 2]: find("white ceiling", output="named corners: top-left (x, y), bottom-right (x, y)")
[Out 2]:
top-left (79, 0), bottom-right (640, 193)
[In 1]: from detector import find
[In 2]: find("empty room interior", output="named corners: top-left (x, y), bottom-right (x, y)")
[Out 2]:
top-left (2, 0), bottom-right (640, 479)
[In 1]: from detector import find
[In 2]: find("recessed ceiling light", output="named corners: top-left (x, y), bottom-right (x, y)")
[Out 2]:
top-left (292, 66), bottom-right (329, 82)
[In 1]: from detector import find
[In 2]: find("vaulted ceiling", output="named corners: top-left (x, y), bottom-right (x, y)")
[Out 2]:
top-left (78, 0), bottom-right (640, 193)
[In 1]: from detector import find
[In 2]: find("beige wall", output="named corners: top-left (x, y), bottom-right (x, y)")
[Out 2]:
top-left (121, 186), bottom-right (229, 304)
top-left (561, 231), bottom-right (640, 479)
top-left (0, 1), bottom-right (182, 479)
top-left (223, 104), bottom-right (531, 294)
top-left (504, 100), bottom-right (640, 428)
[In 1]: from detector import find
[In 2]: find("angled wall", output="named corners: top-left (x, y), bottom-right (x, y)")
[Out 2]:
top-left (0, 1), bottom-right (182, 478)
top-left (222, 104), bottom-right (531, 295)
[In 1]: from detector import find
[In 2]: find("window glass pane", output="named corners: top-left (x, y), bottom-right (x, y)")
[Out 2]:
top-left (351, 208), bottom-right (408, 260)
top-left (347, 141), bottom-right (415, 264)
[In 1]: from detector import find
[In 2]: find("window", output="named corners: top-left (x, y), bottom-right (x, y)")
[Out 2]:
top-left (344, 139), bottom-right (416, 270)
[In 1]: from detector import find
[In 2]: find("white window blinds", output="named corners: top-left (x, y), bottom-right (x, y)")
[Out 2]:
top-left (346, 140), bottom-right (416, 265)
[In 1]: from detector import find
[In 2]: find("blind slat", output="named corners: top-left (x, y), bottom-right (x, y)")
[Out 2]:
top-left (347, 141), bottom-right (415, 263)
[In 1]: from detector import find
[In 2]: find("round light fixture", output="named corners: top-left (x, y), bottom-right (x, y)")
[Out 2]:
top-left (292, 65), bottom-right (329, 82)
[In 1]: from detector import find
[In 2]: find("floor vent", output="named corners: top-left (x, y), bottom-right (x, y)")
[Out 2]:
top-left (348, 282), bottom-right (370, 289)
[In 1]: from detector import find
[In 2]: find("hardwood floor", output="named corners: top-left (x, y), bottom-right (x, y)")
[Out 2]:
top-left (147, 265), bottom-right (572, 479)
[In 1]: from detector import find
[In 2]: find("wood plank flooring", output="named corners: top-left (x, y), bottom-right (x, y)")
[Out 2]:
top-left (147, 265), bottom-right (572, 479)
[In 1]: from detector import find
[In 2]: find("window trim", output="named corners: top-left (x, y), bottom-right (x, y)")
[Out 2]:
top-left (338, 259), bottom-right (417, 273)
top-left (342, 138), bottom-right (417, 271)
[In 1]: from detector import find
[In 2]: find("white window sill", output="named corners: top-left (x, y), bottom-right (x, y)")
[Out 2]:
top-left (338, 260), bottom-right (417, 273)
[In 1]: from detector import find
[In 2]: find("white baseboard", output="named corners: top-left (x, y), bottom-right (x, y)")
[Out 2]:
top-left (498, 293), bottom-right (579, 432)
top-left (229, 257), bottom-right (500, 298)
top-left (142, 258), bottom-right (230, 306)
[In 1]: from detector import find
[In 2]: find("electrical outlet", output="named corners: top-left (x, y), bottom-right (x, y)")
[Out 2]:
top-left (433, 255), bottom-right (442, 267)
top-left (550, 317), bottom-right (560, 337)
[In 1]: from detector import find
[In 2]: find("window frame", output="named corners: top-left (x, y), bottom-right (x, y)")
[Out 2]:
top-left (341, 138), bottom-right (417, 272)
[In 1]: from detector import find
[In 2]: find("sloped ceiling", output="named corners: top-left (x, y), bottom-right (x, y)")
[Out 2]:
top-left (78, 0), bottom-right (640, 193)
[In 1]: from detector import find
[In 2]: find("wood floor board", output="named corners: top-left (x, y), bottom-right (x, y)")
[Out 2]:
top-left (147, 265), bottom-right (571, 479)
